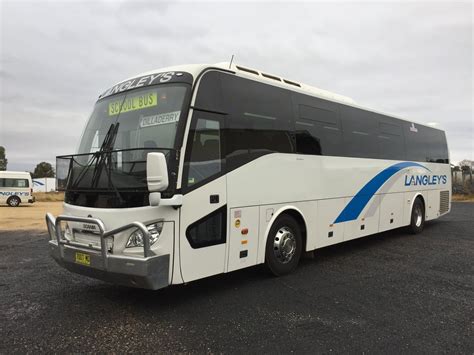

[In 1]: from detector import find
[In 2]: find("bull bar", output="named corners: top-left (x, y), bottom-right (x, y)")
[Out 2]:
top-left (45, 213), bottom-right (170, 290)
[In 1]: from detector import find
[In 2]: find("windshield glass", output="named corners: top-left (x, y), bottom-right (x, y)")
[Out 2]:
top-left (60, 83), bottom-right (190, 208)
top-left (78, 84), bottom-right (188, 154)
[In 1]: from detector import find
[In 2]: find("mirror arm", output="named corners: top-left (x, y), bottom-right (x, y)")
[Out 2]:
top-left (149, 192), bottom-right (161, 206)
top-left (148, 194), bottom-right (183, 208)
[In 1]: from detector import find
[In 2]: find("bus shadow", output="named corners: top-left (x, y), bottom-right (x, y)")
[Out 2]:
top-left (78, 221), bottom-right (442, 309)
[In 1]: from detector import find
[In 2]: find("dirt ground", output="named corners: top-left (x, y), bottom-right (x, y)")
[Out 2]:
top-left (0, 202), bottom-right (63, 231)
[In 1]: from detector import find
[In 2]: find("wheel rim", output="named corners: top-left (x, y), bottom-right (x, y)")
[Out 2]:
top-left (10, 198), bottom-right (19, 206)
top-left (414, 205), bottom-right (423, 227)
top-left (273, 226), bottom-right (296, 264)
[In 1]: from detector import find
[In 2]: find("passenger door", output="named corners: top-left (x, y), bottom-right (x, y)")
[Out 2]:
top-left (179, 111), bottom-right (228, 282)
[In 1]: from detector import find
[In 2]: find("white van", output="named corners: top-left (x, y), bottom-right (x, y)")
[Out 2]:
top-left (0, 171), bottom-right (35, 207)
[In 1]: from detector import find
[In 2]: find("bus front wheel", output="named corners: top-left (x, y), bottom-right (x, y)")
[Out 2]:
top-left (7, 196), bottom-right (21, 207)
top-left (408, 197), bottom-right (425, 234)
top-left (265, 214), bottom-right (303, 276)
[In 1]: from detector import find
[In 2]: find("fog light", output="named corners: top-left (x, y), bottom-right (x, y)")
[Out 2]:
top-left (126, 222), bottom-right (163, 248)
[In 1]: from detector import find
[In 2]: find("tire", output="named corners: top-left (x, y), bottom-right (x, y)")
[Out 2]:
top-left (265, 214), bottom-right (303, 276)
top-left (7, 196), bottom-right (21, 207)
top-left (408, 197), bottom-right (425, 234)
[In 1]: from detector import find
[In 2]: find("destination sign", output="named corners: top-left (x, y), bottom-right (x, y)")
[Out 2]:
top-left (139, 111), bottom-right (181, 128)
top-left (108, 92), bottom-right (157, 116)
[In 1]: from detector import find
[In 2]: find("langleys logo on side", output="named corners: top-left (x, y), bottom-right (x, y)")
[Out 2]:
top-left (404, 174), bottom-right (447, 186)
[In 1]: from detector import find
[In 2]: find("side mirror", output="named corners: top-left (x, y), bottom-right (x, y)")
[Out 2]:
top-left (146, 152), bottom-right (169, 192)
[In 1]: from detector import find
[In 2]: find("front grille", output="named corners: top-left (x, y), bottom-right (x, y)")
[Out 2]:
top-left (73, 229), bottom-right (113, 251)
top-left (440, 191), bottom-right (450, 214)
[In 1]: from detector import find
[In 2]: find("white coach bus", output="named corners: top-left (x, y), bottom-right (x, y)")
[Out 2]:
top-left (46, 63), bottom-right (451, 289)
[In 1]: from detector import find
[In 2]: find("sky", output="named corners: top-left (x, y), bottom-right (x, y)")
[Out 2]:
top-left (0, 0), bottom-right (472, 171)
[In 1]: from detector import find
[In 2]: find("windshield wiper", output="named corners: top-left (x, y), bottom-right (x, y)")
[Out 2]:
top-left (89, 123), bottom-right (126, 205)
top-left (69, 123), bottom-right (123, 205)
top-left (90, 123), bottom-right (119, 187)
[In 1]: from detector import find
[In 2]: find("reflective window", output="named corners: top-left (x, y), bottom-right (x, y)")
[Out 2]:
top-left (294, 100), bottom-right (342, 156)
top-left (404, 122), bottom-right (449, 163)
top-left (78, 84), bottom-right (189, 155)
top-left (192, 71), bottom-right (449, 169)
top-left (221, 74), bottom-right (294, 170)
top-left (341, 106), bottom-right (379, 159)
top-left (186, 206), bottom-right (227, 248)
top-left (184, 115), bottom-right (223, 187)
top-left (377, 117), bottom-right (405, 160)
top-left (0, 178), bottom-right (29, 188)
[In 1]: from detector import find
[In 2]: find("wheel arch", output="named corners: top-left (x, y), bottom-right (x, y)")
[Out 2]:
top-left (410, 193), bottom-right (426, 214)
top-left (263, 206), bottom-right (308, 254)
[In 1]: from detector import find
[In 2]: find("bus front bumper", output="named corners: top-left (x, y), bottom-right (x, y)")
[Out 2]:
top-left (46, 213), bottom-right (170, 290)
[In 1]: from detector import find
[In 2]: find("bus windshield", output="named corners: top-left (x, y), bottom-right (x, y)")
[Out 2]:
top-left (78, 84), bottom-right (189, 154)
top-left (58, 83), bottom-right (190, 208)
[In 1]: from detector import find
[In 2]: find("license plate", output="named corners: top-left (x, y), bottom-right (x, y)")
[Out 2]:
top-left (75, 252), bottom-right (90, 266)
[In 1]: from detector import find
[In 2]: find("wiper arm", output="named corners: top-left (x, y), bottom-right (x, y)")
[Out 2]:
top-left (91, 123), bottom-right (119, 188)
top-left (90, 123), bottom-right (126, 205)
top-left (69, 123), bottom-right (119, 191)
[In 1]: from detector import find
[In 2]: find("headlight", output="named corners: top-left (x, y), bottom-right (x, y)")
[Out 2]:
top-left (126, 222), bottom-right (163, 248)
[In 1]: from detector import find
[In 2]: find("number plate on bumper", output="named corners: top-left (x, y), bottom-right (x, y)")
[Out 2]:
top-left (75, 252), bottom-right (91, 266)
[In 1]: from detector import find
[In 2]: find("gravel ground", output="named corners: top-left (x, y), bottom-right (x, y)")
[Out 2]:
top-left (0, 203), bottom-right (472, 353)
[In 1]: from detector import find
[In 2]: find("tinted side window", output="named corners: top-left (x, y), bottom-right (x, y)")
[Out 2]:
top-left (404, 123), bottom-right (449, 163)
top-left (425, 128), bottom-right (449, 163)
top-left (184, 114), bottom-right (224, 188)
top-left (341, 106), bottom-right (379, 159)
top-left (377, 116), bottom-right (406, 160)
top-left (194, 71), bottom-right (226, 113)
top-left (186, 206), bottom-right (227, 248)
top-left (0, 178), bottom-right (29, 188)
top-left (221, 75), bottom-right (294, 171)
top-left (294, 94), bottom-right (343, 156)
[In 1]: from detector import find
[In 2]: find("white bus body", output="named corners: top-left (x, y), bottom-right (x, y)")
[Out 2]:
top-left (0, 171), bottom-right (35, 207)
top-left (46, 63), bottom-right (451, 289)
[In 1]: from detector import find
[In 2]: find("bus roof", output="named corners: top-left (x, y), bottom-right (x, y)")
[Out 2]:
top-left (107, 62), bottom-right (445, 132)
top-left (0, 171), bottom-right (32, 177)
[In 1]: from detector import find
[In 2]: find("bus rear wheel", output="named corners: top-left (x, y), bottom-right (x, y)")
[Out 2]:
top-left (7, 196), bottom-right (21, 207)
top-left (265, 214), bottom-right (303, 276)
top-left (408, 197), bottom-right (425, 234)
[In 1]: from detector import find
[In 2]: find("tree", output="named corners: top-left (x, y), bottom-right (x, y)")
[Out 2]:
top-left (0, 146), bottom-right (7, 171)
top-left (32, 162), bottom-right (55, 178)
top-left (459, 159), bottom-right (473, 172)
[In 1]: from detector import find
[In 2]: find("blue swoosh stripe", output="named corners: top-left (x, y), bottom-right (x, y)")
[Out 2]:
top-left (334, 162), bottom-right (429, 223)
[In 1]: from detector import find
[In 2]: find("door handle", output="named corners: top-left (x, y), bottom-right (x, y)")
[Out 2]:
top-left (210, 194), bottom-right (219, 204)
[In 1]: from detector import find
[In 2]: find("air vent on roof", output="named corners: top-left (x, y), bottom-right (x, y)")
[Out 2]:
top-left (283, 79), bottom-right (301, 87)
top-left (261, 73), bottom-right (281, 82)
top-left (236, 65), bottom-right (259, 75)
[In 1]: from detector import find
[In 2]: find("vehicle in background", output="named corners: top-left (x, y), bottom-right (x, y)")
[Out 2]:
top-left (45, 62), bottom-right (451, 290)
top-left (0, 171), bottom-right (35, 207)
top-left (32, 178), bottom-right (57, 193)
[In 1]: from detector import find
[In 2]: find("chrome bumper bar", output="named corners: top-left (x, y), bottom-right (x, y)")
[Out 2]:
top-left (45, 213), bottom-right (169, 290)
